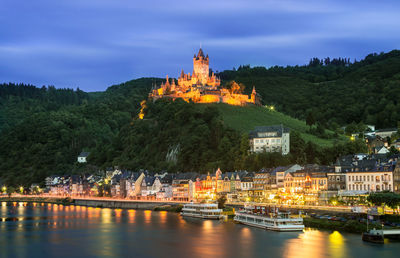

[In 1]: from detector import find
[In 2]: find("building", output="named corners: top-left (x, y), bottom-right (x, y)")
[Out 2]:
top-left (172, 173), bottom-right (197, 201)
top-left (77, 152), bottom-right (90, 163)
top-left (345, 169), bottom-right (394, 192)
top-left (273, 165), bottom-right (303, 189)
top-left (327, 172), bottom-right (346, 191)
top-left (375, 128), bottom-right (398, 138)
top-left (149, 48), bottom-right (261, 106)
top-left (249, 125), bottom-right (290, 155)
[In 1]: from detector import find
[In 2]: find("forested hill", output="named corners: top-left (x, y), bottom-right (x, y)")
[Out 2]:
top-left (0, 83), bottom-right (89, 132)
top-left (219, 50), bottom-right (400, 130)
top-left (0, 79), bottom-right (155, 185)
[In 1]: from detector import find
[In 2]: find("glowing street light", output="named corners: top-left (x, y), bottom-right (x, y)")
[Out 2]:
top-left (19, 186), bottom-right (24, 194)
top-left (1, 186), bottom-right (6, 193)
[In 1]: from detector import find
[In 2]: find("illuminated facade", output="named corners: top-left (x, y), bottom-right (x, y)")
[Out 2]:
top-left (249, 125), bottom-right (290, 155)
top-left (149, 48), bottom-right (261, 106)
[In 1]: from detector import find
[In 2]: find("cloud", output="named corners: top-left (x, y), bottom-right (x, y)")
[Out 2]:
top-left (0, 0), bottom-right (399, 91)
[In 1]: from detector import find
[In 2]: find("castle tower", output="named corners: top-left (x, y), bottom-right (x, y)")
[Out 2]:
top-left (251, 86), bottom-right (256, 103)
top-left (193, 48), bottom-right (209, 85)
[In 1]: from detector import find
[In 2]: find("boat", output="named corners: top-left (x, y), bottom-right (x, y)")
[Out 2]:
top-left (362, 229), bottom-right (384, 244)
top-left (234, 204), bottom-right (304, 231)
top-left (181, 202), bottom-right (223, 219)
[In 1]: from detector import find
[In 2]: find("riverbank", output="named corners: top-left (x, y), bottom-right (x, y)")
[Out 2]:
top-left (303, 217), bottom-right (370, 233)
top-left (0, 196), bottom-right (73, 205)
top-left (0, 196), bottom-right (184, 211)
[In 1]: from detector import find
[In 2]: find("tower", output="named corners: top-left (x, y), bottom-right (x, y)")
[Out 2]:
top-left (193, 48), bottom-right (209, 85)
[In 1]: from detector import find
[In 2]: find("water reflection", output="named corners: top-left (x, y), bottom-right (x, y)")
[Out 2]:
top-left (0, 203), bottom-right (397, 258)
top-left (284, 229), bottom-right (327, 258)
top-left (144, 210), bottom-right (152, 224)
top-left (128, 209), bottom-right (136, 223)
top-left (329, 231), bottom-right (345, 258)
top-left (159, 211), bottom-right (167, 226)
top-left (101, 208), bottom-right (112, 224)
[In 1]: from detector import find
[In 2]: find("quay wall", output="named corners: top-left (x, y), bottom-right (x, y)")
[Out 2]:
top-left (73, 199), bottom-right (182, 210)
top-left (0, 196), bottom-right (184, 210)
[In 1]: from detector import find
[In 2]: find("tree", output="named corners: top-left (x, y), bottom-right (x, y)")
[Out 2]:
top-left (306, 112), bottom-right (316, 129)
top-left (217, 195), bottom-right (227, 209)
top-left (6, 186), bottom-right (15, 197)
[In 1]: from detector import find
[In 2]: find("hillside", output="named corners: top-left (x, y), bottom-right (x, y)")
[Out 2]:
top-left (219, 50), bottom-right (400, 130)
top-left (208, 104), bottom-right (344, 147)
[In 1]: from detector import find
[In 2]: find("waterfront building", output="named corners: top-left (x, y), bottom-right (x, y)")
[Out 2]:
top-left (249, 125), bottom-right (290, 155)
top-left (273, 165), bottom-right (303, 189)
top-left (345, 169), bottom-right (393, 192)
top-left (172, 173), bottom-right (197, 201)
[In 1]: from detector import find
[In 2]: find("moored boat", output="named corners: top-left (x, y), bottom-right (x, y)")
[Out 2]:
top-left (362, 230), bottom-right (384, 244)
top-left (181, 203), bottom-right (223, 219)
top-left (234, 204), bottom-right (304, 232)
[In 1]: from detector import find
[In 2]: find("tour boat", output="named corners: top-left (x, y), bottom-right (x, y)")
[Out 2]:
top-left (234, 204), bottom-right (304, 231)
top-left (181, 203), bottom-right (223, 219)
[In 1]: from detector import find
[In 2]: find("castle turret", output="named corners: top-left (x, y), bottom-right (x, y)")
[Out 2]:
top-left (193, 48), bottom-right (209, 85)
top-left (251, 86), bottom-right (256, 103)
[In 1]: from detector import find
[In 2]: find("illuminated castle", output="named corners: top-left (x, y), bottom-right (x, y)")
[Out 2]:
top-left (149, 48), bottom-right (261, 106)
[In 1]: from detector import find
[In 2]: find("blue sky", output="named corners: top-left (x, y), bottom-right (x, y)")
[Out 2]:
top-left (1, 0), bottom-right (399, 92)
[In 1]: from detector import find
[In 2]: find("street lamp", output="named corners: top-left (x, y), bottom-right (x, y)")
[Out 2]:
top-left (1, 186), bottom-right (6, 193)
top-left (19, 186), bottom-right (24, 194)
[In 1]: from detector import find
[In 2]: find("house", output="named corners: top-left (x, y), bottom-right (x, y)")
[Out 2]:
top-left (273, 165), bottom-right (303, 189)
top-left (77, 152), bottom-right (90, 163)
top-left (172, 173), bottom-right (197, 201)
top-left (375, 128), bottom-right (398, 138)
top-left (240, 176), bottom-right (253, 191)
top-left (391, 139), bottom-right (400, 151)
top-left (327, 172), bottom-right (346, 191)
top-left (249, 125), bottom-right (290, 155)
top-left (375, 146), bottom-right (389, 154)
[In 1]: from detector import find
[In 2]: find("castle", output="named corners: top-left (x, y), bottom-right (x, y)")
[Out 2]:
top-left (149, 48), bottom-right (261, 106)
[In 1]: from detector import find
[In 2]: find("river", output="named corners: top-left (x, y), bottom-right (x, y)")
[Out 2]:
top-left (0, 202), bottom-right (398, 257)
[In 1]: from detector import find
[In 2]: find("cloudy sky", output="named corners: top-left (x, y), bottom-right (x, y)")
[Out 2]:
top-left (1, 0), bottom-right (399, 91)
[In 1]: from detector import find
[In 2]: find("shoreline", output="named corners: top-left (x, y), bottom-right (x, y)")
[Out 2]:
top-left (0, 196), bottom-right (183, 211)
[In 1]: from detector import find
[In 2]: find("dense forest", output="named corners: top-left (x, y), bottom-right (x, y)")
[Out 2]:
top-left (1, 50), bottom-right (399, 186)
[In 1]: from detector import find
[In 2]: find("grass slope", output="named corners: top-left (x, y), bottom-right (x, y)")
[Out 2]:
top-left (207, 103), bottom-right (346, 147)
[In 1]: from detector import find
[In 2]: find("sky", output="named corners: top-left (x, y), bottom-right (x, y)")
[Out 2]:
top-left (1, 0), bottom-right (399, 92)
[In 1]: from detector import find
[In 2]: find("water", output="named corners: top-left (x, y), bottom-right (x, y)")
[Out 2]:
top-left (0, 202), bottom-right (399, 258)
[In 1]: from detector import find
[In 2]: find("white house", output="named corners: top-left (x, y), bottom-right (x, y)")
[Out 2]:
top-left (77, 152), bottom-right (90, 163)
top-left (249, 125), bottom-right (290, 155)
top-left (376, 146), bottom-right (390, 154)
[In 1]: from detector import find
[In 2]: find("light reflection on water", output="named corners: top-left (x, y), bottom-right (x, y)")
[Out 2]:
top-left (0, 203), bottom-right (398, 258)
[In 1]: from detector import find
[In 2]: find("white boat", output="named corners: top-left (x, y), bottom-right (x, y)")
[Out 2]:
top-left (234, 204), bottom-right (304, 231)
top-left (181, 203), bottom-right (223, 219)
